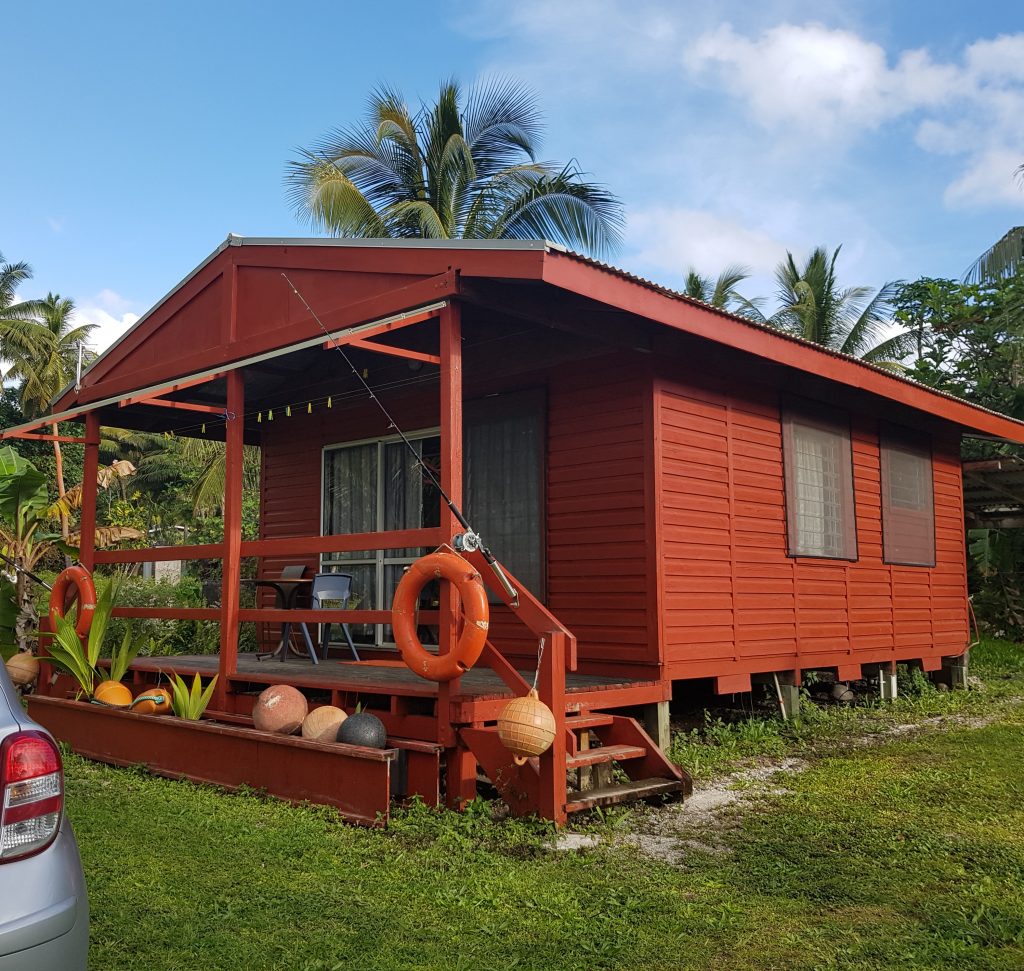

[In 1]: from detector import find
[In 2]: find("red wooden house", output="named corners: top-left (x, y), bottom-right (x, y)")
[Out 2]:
top-left (8, 236), bottom-right (1022, 825)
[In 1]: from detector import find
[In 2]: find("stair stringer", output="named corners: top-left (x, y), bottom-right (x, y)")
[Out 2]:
top-left (459, 726), bottom-right (543, 818)
top-left (594, 716), bottom-right (694, 796)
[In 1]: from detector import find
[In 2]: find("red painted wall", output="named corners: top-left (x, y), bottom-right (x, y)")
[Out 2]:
top-left (258, 353), bottom-right (660, 674)
top-left (654, 370), bottom-right (968, 685)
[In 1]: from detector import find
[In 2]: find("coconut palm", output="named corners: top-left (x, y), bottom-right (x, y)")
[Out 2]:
top-left (963, 226), bottom-right (1024, 284)
top-left (0, 253), bottom-right (48, 369)
top-left (4, 294), bottom-right (95, 538)
top-left (768, 246), bottom-right (912, 369)
top-left (286, 78), bottom-right (623, 258)
top-left (683, 264), bottom-right (764, 315)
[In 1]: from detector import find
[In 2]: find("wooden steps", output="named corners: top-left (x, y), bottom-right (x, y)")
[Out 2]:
top-left (563, 711), bottom-right (690, 816)
top-left (566, 777), bottom-right (685, 813)
top-left (565, 743), bottom-right (646, 769)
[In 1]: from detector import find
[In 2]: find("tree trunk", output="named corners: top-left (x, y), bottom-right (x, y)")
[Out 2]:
top-left (14, 564), bottom-right (38, 655)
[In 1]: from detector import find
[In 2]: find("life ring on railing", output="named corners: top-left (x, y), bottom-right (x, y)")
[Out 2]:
top-left (49, 566), bottom-right (97, 637)
top-left (392, 551), bottom-right (489, 682)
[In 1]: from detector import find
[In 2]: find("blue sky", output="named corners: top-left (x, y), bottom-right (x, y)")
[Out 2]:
top-left (4, 0), bottom-right (1023, 350)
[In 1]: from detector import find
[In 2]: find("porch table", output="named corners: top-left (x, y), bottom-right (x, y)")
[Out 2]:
top-left (242, 577), bottom-right (317, 663)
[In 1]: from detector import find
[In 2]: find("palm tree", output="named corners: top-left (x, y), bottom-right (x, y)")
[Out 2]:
top-left (0, 253), bottom-right (48, 370)
top-left (683, 264), bottom-right (763, 315)
top-left (768, 246), bottom-right (912, 369)
top-left (4, 294), bottom-right (95, 538)
top-left (963, 226), bottom-right (1024, 284)
top-left (286, 78), bottom-right (623, 258)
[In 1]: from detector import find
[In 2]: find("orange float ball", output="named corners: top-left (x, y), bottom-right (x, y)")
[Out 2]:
top-left (253, 685), bottom-right (308, 734)
top-left (497, 689), bottom-right (556, 765)
top-left (5, 652), bottom-right (40, 687)
top-left (301, 705), bottom-right (347, 742)
top-left (132, 686), bottom-right (173, 715)
top-left (93, 680), bottom-right (133, 708)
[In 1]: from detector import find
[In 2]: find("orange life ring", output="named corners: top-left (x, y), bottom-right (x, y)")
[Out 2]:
top-left (392, 551), bottom-right (489, 682)
top-left (49, 566), bottom-right (97, 637)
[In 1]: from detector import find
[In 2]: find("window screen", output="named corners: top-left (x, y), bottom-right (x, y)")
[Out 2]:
top-left (782, 408), bottom-right (857, 559)
top-left (465, 390), bottom-right (545, 598)
top-left (880, 427), bottom-right (935, 566)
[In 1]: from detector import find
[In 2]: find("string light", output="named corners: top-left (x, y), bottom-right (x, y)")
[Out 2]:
top-left (257, 412), bottom-right (262, 423)
top-left (307, 402), bottom-right (312, 414)
top-left (268, 409), bottom-right (274, 421)
top-left (201, 423), bottom-right (206, 434)
top-left (285, 405), bottom-right (291, 417)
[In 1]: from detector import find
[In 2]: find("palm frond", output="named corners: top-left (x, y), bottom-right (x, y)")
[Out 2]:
top-left (963, 226), bottom-right (1024, 284)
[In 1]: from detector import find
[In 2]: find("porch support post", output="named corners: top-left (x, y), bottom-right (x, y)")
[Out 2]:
top-left (216, 370), bottom-right (245, 710)
top-left (642, 700), bottom-right (672, 753)
top-left (78, 413), bottom-right (101, 573)
top-left (538, 630), bottom-right (568, 825)
top-left (438, 300), bottom-right (475, 809)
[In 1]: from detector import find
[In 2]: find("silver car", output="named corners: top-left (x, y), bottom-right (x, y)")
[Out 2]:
top-left (0, 662), bottom-right (88, 969)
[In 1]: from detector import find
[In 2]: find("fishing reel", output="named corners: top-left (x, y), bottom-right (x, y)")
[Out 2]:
top-left (451, 531), bottom-right (482, 553)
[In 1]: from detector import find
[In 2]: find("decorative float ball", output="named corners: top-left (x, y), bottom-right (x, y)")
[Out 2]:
top-left (301, 705), bottom-right (347, 742)
top-left (336, 711), bottom-right (387, 749)
top-left (253, 685), bottom-right (308, 734)
top-left (132, 686), bottom-right (173, 715)
top-left (5, 652), bottom-right (40, 687)
top-left (830, 683), bottom-right (856, 704)
top-left (497, 689), bottom-right (556, 764)
top-left (93, 680), bottom-right (133, 708)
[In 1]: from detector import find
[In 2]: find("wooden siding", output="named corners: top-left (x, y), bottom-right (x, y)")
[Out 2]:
top-left (656, 372), bottom-right (969, 682)
top-left (258, 353), bottom-right (658, 674)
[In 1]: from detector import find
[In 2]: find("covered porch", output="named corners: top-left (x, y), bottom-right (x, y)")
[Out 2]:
top-left (5, 238), bottom-right (686, 824)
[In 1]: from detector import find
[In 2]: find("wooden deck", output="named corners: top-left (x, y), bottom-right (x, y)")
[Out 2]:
top-left (131, 652), bottom-right (647, 698)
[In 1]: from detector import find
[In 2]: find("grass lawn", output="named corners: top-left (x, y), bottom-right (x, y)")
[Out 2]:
top-left (66, 640), bottom-right (1024, 971)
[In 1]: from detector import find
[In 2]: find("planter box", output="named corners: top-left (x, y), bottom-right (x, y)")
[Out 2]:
top-left (28, 695), bottom-right (396, 826)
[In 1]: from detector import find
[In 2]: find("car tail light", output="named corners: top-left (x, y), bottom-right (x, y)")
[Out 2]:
top-left (0, 731), bottom-right (63, 862)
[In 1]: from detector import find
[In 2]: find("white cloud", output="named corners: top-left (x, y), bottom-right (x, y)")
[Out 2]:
top-left (626, 207), bottom-right (790, 281)
top-left (684, 21), bottom-right (1024, 209)
top-left (944, 147), bottom-right (1024, 209)
top-left (74, 291), bottom-right (140, 354)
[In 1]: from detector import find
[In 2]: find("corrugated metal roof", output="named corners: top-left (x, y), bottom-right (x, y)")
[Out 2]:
top-left (547, 245), bottom-right (1024, 434)
top-left (56, 235), bottom-right (1024, 436)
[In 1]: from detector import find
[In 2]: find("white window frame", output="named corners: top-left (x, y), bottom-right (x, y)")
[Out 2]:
top-left (320, 426), bottom-right (440, 648)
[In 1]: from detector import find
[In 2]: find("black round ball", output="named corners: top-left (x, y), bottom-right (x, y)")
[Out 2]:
top-left (336, 711), bottom-right (387, 749)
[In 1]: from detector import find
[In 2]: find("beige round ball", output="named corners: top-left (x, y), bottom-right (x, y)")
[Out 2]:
top-left (301, 705), bottom-right (348, 742)
top-left (5, 652), bottom-right (40, 687)
top-left (253, 685), bottom-right (308, 734)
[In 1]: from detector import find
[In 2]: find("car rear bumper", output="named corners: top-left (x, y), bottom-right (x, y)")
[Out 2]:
top-left (0, 822), bottom-right (88, 970)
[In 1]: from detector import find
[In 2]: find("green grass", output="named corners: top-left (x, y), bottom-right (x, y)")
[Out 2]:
top-left (66, 638), bottom-right (1024, 970)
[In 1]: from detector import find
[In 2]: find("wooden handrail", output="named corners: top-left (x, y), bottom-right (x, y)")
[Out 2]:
top-left (240, 527), bottom-right (444, 557)
top-left (95, 544), bottom-right (224, 563)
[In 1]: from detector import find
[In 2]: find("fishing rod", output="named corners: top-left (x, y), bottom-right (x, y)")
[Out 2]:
top-left (281, 273), bottom-right (519, 607)
top-left (0, 551), bottom-right (52, 591)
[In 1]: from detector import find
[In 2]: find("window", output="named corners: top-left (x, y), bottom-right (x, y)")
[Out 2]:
top-left (321, 391), bottom-right (545, 648)
top-left (782, 407), bottom-right (857, 559)
top-left (880, 427), bottom-right (935, 566)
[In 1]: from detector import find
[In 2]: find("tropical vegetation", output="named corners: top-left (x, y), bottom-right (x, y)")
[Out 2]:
top-left (286, 78), bottom-right (624, 258)
top-left (682, 264), bottom-right (762, 315)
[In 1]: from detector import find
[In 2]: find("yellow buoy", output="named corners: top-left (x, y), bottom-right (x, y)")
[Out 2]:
top-left (132, 686), bottom-right (173, 715)
top-left (93, 680), bottom-right (133, 708)
top-left (497, 689), bottom-right (556, 765)
top-left (5, 652), bottom-right (40, 687)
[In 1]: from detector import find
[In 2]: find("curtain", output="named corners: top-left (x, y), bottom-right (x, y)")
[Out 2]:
top-left (880, 427), bottom-right (935, 566)
top-left (782, 409), bottom-right (857, 559)
top-left (465, 392), bottom-right (545, 597)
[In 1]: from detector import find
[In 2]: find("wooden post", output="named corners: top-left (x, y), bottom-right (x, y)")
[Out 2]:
top-left (216, 370), bottom-right (245, 711)
top-left (438, 301), bottom-right (475, 808)
top-left (78, 413), bottom-right (101, 573)
top-left (538, 630), bottom-right (568, 825)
